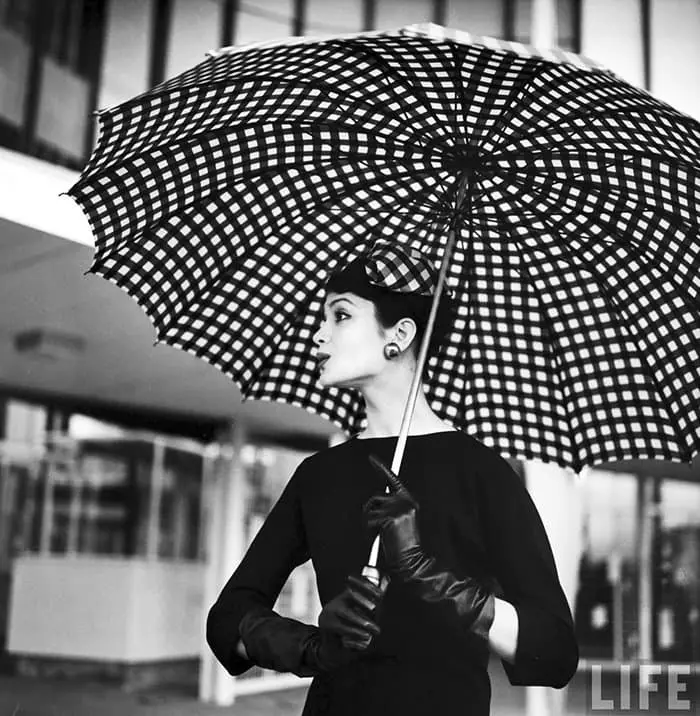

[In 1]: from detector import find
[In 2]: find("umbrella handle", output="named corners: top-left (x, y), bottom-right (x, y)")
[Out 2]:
top-left (361, 562), bottom-right (381, 586)
top-left (361, 175), bottom-right (471, 586)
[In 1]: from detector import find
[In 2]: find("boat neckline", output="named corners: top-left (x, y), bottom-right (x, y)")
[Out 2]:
top-left (351, 430), bottom-right (460, 441)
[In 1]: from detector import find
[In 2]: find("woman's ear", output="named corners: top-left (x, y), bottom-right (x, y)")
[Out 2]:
top-left (393, 317), bottom-right (418, 352)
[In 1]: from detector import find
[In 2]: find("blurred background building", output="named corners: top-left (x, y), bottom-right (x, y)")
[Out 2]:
top-left (0, 0), bottom-right (699, 711)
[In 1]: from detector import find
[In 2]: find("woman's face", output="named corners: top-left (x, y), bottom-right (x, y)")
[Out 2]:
top-left (313, 291), bottom-right (389, 388)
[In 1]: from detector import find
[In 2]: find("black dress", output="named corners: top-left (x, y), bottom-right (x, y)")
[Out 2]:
top-left (207, 432), bottom-right (578, 715)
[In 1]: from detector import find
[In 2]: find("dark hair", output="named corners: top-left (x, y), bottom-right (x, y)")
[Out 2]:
top-left (325, 263), bottom-right (455, 359)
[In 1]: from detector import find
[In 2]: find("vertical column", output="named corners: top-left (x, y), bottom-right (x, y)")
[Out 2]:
top-left (639, 0), bottom-right (651, 90)
top-left (39, 457), bottom-right (54, 555)
top-left (0, 451), bottom-right (11, 571)
top-left (82, 0), bottom-right (108, 155)
top-left (503, 0), bottom-right (516, 40)
top-left (221, 0), bottom-right (238, 47)
top-left (65, 454), bottom-right (83, 555)
top-left (637, 474), bottom-right (655, 662)
top-left (149, 0), bottom-right (173, 87)
top-left (198, 448), bottom-right (215, 563)
top-left (609, 551), bottom-right (625, 661)
top-left (146, 439), bottom-right (166, 559)
top-left (362, 0), bottom-right (377, 31)
top-left (433, 0), bottom-right (447, 26)
top-left (292, 0), bottom-right (307, 35)
top-left (523, 461), bottom-right (584, 716)
top-left (199, 421), bottom-right (248, 706)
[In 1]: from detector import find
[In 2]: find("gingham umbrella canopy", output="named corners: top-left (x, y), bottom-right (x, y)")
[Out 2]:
top-left (68, 24), bottom-right (700, 472)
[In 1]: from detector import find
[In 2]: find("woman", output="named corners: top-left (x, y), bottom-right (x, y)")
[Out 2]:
top-left (207, 243), bottom-right (578, 715)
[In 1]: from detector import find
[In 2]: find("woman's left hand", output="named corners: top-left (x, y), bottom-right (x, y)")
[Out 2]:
top-left (363, 454), bottom-right (424, 572)
top-left (363, 455), bottom-right (495, 639)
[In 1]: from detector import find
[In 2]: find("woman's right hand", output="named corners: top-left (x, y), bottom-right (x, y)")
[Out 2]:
top-left (318, 574), bottom-right (387, 650)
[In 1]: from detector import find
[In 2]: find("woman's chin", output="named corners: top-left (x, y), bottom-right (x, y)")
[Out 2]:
top-left (318, 372), bottom-right (358, 390)
top-left (317, 372), bottom-right (333, 388)
top-left (318, 375), bottom-right (339, 388)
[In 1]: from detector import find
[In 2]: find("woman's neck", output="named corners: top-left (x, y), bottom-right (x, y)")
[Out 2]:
top-left (359, 364), bottom-right (450, 438)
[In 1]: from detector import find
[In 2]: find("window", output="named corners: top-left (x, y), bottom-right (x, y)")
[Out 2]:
top-left (0, 435), bottom-right (208, 561)
top-left (0, 0), bottom-right (106, 168)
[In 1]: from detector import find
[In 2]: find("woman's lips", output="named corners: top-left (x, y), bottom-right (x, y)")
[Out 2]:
top-left (317, 354), bottom-right (330, 370)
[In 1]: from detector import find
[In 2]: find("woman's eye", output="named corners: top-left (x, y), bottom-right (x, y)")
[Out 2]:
top-left (334, 311), bottom-right (349, 323)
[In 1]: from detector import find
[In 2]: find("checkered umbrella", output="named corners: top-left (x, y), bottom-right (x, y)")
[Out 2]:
top-left (68, 23), bottom-right (700, 473)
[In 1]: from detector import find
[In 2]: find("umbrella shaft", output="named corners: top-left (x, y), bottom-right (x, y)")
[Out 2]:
top-left (364, 173), bottom-right (472, 579)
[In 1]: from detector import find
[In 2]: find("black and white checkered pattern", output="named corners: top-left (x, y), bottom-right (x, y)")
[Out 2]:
top-left (364, 240), bottom-right (443, 296)
top-left (69, 23), bottom-right (700, 472)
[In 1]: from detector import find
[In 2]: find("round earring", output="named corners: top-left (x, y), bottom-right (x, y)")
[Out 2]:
top-left (383, 342), bottom-right (400, 360)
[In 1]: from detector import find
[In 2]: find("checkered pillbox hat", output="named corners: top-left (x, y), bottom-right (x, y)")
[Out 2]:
top-left (331, 241), bottom-right (451, 299)
top-left (364, 241), bottom-right (440, 296)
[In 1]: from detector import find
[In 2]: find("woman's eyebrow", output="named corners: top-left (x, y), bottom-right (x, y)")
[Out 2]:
top-left (328, 297), bottom-right (355, 309)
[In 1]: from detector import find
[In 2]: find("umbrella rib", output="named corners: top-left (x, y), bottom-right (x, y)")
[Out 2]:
top-left (338, 37), bottom-right (461, 150)
top-left (155, 166), bottom-right (453, 348)
top-left (309, 160), bottom-right (453, 220)
top-left (472, 201), bottom-right (579, 450)
top-left (489, 101), bottom-right (700, 158)
top-left (102, 74), bottom-right (438, 145)
top-left (503, 171), bottom-right (700, 314)
top-left (517, 224), bottom-right (691, 459)
top-left (447, 44), bottom-right (467, 147)
top-left (90, 155), bottom-right (448, 282)
top-left (72, 115), bottom-right (445, 197)
top-left (494, 185), bottom-right (697, 458)
top-left (493, 159), bottom-right (700, 239)
top-left (493, 145), bottom-right (700, 182)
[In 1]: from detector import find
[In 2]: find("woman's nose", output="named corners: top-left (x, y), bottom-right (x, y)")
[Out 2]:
top-left (313, 323), bottom-right (328, 346)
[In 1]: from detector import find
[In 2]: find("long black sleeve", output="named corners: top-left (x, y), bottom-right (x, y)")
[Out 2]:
top-left (476, 449), bottom-right (579, 688)
top-left (206, 462), bottom-right (310, 675)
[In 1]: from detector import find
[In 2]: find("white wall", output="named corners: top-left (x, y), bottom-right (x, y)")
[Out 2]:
top-left (126, 560), bottom-right (206, 660)
top-left (8, 556), bottom-right (205, 662)
top-left (0, 147), bottom-right (90, 246)
top-left (650, 0), bottom-right (700, 120)
top-left (98, 0), bottom-right (153, 110)
top-left (305, 0), bottom-right (363, 36)
top-left (165, 0), bottom-right (222, 79)
top-left (375, 0), bottom-right (433, 29)
top-left (447, 0), bottom-right (503, 37)
top-left (235, 0), bottom-right (294, 45)
top-left (581, 0), bottom-right (645, 88)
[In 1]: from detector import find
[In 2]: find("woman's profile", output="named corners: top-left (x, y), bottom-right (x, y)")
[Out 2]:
top-left (207, 243), bottom-right (578, 715)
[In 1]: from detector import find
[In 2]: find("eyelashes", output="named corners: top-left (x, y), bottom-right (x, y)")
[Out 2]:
top-left (326, 310), bottom-right (350, 323)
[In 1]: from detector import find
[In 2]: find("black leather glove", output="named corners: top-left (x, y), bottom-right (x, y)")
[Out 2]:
top-left (238, 575), bottom-right (386, 677)
top-left (238, 607), bottom-right (321, 676)
top-left (318, 574), bottom-right (387, 650)
top-left (239, 606), bottom-right (356, 677)
top-left (363, 454), bottom-right (495, 640)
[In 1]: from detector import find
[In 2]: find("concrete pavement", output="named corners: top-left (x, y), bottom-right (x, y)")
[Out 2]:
top-left (0, 665), bottom-right (528, 716)
top-left (0, 667), bottom-right (612, 716)
top-left (0, 675), bottom-right (309, 716)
